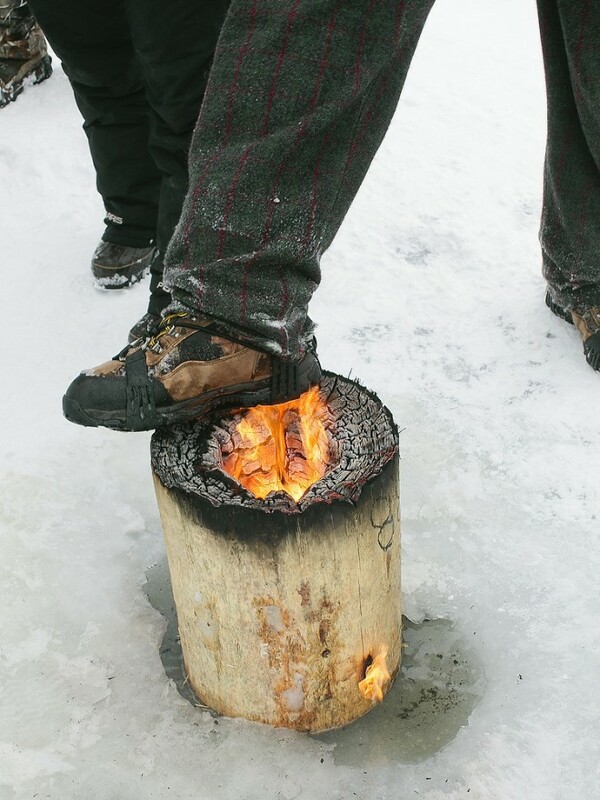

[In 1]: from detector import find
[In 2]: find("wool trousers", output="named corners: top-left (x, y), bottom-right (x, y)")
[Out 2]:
top-left (28, 0), bottom-right (230, 314)
top-left (160, 0), bottom-right (600, 358)
top-left (537, 0), bottom-right (600, 313)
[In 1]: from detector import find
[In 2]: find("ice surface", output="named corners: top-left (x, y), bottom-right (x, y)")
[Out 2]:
top-left (145, 564), bottom-right (483, 766)
top-left (2, 0), bottom-right (600, 797)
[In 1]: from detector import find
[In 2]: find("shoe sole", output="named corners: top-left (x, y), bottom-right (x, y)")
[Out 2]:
top-left (63, 379), bottom-right (272, 430)
top-left (62, 353), bottom-right (323, 432)
top-left (92, 263), bottom-right (150, 290)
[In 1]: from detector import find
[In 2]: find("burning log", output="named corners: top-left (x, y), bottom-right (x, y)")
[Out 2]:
top-left (151, 373), bottom-right (401, 733)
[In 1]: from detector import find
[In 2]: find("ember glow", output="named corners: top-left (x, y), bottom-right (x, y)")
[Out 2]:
top-left (358, 648), bottom-right (391, 703)
top-left (221, 387), bottom-right (331, 502)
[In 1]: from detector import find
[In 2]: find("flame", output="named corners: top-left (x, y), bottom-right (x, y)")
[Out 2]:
top-left (358, 648), bottom-right (391, 703)
top-left (221, 386), bottom-right (331, 502)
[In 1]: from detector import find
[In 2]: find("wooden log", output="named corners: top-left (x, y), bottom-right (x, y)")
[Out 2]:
top-left (151, 374), bottom-right (401, 733)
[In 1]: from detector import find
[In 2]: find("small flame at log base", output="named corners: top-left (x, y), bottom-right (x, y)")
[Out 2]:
top-left (358, 647), bottom-right (391, 703)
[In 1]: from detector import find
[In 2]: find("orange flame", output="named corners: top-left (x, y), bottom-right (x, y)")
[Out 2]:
top-left (358, 648), bottom-right (391, 703)
top-left (221, 386), bottom-right (331, 502)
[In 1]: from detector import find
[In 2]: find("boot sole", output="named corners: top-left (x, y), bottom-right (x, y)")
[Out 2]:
top-left (92, 264), bottom-right (150, 290)
top-left (63, 353), bottom-right (323, 432)
top-left (63, 380), bottom-right (273, 431)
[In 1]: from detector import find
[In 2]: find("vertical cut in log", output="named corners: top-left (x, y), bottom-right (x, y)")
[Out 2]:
top-left (151, 373), bottom-right (401, 733)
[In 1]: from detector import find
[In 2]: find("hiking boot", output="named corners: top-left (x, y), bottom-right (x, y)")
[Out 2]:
top-left (546, 291), bottom-right (600, 372)
top-left (128, 311), bottom-right (161, 343)
top-left (92, 241), bottom-right (155, 289)
top-left (62, 312), bottom-right (322, 432)
top-left (0, 13), bottom-right (52, 108)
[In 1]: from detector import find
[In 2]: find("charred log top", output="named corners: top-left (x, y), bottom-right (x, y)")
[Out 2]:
top-left (151, 372), bottom-right (398, 515)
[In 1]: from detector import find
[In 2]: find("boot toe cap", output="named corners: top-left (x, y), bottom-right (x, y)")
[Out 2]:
top-left (63, 373), bottom-right (128, 427)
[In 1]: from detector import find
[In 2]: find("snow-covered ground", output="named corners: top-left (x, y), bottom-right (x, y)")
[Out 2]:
top-left (2, 1), bottom-right (600, 797)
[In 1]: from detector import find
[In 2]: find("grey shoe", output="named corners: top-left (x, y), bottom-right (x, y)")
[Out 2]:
top-left (92, 241), bottom-right (156, 289)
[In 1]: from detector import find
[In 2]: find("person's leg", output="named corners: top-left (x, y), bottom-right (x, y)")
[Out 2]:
top-left (537, 0), bottom-right (600, 368)
top-left (27, 0), bottom-right (160, 250)
top-left (125, 0), bottom-right (231, 318)
top-left (64, 0), bottom-right (437, 431)
top-left (164, 0), bottom-right (436, 360)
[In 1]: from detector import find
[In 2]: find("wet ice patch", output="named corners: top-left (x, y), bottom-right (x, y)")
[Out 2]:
top-left (315, 618), bottom-right (482, 766)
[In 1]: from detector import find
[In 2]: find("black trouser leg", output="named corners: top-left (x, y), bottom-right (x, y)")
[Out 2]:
top-left (537, 0), bottom-right (600, 310)
top-left (125, 0), bottom-right (230, 313)
top-left (28, 0), bottom-right (230, 307)
top-left (74, 77), bottom-right (161, 248)
top-left (28, 0), bottom-right (160, 247)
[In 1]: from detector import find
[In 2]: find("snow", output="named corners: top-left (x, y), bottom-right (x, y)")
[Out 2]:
top-left (2, 0), bottom-right (600, 798)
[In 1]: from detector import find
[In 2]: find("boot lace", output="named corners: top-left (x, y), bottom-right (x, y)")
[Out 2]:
top-left (146, 311), bottom-right (188, 352)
